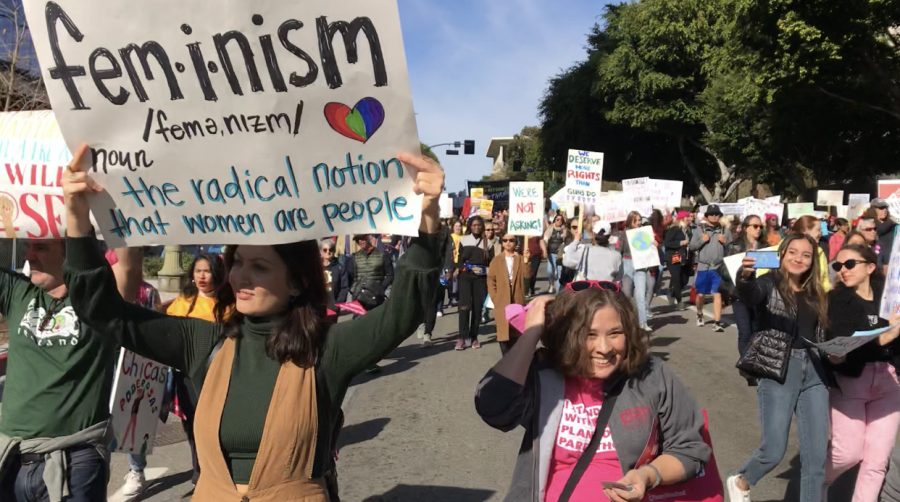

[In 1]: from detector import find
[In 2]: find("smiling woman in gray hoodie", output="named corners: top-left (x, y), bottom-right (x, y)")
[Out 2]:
top-left (475, 289), bottom-right (709, 501)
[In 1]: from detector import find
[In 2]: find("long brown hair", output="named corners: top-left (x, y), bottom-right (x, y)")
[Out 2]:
top-left (542, 289), bottom-right (648, 378)
top-left (775, 234), bottom-right (829, 328)
top-left (216, 241), bottom-right (330, 367)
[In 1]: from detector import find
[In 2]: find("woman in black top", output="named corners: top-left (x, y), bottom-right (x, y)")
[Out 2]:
top-left (824, 244), bottom-right (900, 500)
top-left (450, 215), bottom-right (494, 351)
top-left (727, 214), bottom-right (763, 359)
top-left (663, 211), bottom-right (691, 310)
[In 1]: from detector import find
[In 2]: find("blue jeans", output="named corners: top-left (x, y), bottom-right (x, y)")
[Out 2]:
top-left (739, 349), bottom-right (829, 502)
top-left (546, 254), bottom-right (560, 292)
top-left (1, 446), bottom-right (107, 502)
top-left (622, 259), bottom-right (650, 326)
top-left (128, 452), bottom-right (146, 471)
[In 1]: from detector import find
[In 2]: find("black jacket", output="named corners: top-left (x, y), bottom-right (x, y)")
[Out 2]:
top-left (826, 282), bottom-right (897, 378)
top-left (877, 220), bottom-right (897, 268)
top-left (663, 226), bottom-right (688, 263)
top-left (737, 272), bottom-right (830, 384)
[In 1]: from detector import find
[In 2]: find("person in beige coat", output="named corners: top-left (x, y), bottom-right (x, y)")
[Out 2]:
top-left (487, 235), bottom-right (533, 354)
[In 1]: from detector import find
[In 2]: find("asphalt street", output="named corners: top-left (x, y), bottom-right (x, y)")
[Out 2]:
top-left (104, 271), bottom-right (892, 501)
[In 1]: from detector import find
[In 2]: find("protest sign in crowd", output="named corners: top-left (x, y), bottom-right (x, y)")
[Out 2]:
top-left (0, 1), bottom-right (898, 502)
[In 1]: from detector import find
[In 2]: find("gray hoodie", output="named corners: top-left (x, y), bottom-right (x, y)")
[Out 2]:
top-left (689, 223), bottom-right (732, 272)
top-left (475, 357), bottom-right (710, 501)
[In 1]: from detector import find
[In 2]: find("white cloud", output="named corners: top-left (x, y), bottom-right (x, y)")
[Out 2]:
top-left (399, 0), bottom-right (605, 192)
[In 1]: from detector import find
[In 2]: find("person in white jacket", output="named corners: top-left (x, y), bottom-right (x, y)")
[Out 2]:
top-left (562, 221), bottom-right (623, 283)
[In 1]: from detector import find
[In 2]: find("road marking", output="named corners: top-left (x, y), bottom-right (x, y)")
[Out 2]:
top-left (108, 466), bottom-right (169, 502)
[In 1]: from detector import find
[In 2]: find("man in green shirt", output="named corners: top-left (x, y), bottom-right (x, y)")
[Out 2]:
top-left (0, 239), bottom-right (138, 501)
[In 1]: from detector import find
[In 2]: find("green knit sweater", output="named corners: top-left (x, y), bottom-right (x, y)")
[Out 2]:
top-left (64, 234), bottom-right (440, 484)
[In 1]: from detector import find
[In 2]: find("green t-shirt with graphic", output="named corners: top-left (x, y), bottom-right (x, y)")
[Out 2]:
top-left (0, 270), bottom-right (117, 439)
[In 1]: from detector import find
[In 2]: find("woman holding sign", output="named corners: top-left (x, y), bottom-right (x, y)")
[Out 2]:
top-left (62, 144), bottom-right (445, 502)
top-left (727, 234), bottom-right (831, 502)
top-left (823, 244), bottom-right (900, 501)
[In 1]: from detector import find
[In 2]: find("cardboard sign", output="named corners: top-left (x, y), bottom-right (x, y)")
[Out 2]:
top-left (24, 0), bottom-right (421, 246)
top-left (478, 199), bottom-right (494, 219)
top-left (881, 227), bottom-right (900, 319)
top-left (0, 111), bottom-right (72, 239)
top-left (626, 227), bottom-right (660, 270)
top-left (787, 203), bottom-right (816, 219)
top-left (507, 182), bottom-right (543, 236)
top-left (816, 190), bottom-right (844, 207)
top-left (108, 350), bottom-right (167, 455)
top-left (565, 149), bottom-right (604, 203)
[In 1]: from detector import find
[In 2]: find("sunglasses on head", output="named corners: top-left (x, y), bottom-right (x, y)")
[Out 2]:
top-left (831, 259), bottom-right (870, 272)
top-left (565, 280), bottom-right (621, 293)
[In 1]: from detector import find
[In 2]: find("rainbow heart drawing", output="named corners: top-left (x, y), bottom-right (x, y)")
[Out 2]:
top-left (323, 97), bottom-right (385, 143)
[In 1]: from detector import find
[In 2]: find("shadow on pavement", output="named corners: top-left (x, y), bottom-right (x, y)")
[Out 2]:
top-left (136, 470), bottom-right (193, 500)
top-left (650, 315), bottom-right (689, 330)
top-left (338, 417), bottom-right (391, 449)
top-left (649, 336), bottom-right (679, 348)
top-left (361, 484), bottom-right (495, 501)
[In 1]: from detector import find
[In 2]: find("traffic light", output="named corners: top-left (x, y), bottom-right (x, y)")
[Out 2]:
top-left (464, 140), bottom-right (475, 155)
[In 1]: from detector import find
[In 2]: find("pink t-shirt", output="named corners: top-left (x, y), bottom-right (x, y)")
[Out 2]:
top-left (544, 377), bottom-right (622, 502)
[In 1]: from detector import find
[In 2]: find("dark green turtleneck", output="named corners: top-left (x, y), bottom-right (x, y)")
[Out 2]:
top-left (219, 316), bottom-right (282, 484)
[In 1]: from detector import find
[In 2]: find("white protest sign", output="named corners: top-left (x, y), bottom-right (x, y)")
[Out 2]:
top-left (765, 195), bottom-right (781, 203)
top-left (621, 178), bottom-right (654, 216)
top-left (594, 192), bottom-right (634, 223)
top-left (787, 203), bottom-right (816, 219)
top-left (723, 252), bottom-right (745, 283)
top-left (564, 149), bottom-right (604, 203)
top-left (881, 227), bottom-right (900, 319)
top-left (626, 227), bottom-right (660, 270)
top-left (108, 350), bottom-right (167, 455)
top-left (816, 190), bottom-right (844, 208)
top-left (648, 179), bottom-right (683, 210)
top-left (848, 193), bottom-right (870, 208)
top-left (507, 182), bottom-right (543, 236)
top-left (835, 205), bottom-right (849, 219)
top-left (0, 111), bottom-right (72, 239)
top-left (24, 0), bottom-right (421, 246)
top-left (438, 193), bottom-right (453, 219)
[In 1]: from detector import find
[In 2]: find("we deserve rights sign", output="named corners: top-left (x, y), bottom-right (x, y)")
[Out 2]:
top-left (23, 0), bottom-right (421, 245)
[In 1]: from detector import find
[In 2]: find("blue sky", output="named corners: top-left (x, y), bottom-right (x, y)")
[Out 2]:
top-left (399, 0), bottom-right (608, 192)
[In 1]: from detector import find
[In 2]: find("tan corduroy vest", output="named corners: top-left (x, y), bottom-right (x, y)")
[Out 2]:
top-left (193, 338), bottom-right (328, 502)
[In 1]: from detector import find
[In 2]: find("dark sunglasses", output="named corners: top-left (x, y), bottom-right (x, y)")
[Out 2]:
top-left (501, 238), bottom-right (516, 243)
top-left (565, 280), bottom-right (621, 293)
top-left (746, 224), bottom-right (762, 229)
top-left (321, 247), bottom-right (334, 253)
top-left (831, 259), bottom-right (870, 272)
top-left (861, 227), bottom-right (876, 232)
top-left (570, 225), bottom-right (579, 229)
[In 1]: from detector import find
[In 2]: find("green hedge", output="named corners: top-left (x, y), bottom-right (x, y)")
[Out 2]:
top-left (143, 252), bottom-right (198, 278)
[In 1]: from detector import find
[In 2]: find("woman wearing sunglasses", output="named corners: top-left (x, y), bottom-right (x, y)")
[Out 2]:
top-left (487, 235), bottom-right (532, 354)
top-left (726, 215), bottom-right (763, 359)
top-left (475, 286), bottom-right (709, 502)
top-left (727, 234), bottom-right (831, 502)
top-left (320, 239), bottom-right (349, 308)
top-left (824, 244), bottom-right (900, 501)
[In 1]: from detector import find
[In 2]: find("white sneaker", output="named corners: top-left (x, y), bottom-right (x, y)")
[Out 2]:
top-left (726, 474), bottom-right (750, 502)
top-left (423, 333), bottom-right (432, 346)
top-left (436, 310), bottom-right (443, 318)
top-left (697, 317), bottom-right (705, 327)
top-left (121, 470), bottom-right (146, 498)
top-left (416, 324), bottom-right (425, 340)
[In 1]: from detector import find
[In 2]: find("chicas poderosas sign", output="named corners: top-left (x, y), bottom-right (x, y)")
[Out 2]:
top-left (23, 0), bottom-right (421, 245)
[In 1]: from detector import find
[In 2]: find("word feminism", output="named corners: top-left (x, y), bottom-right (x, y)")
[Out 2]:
top-left (42, 2), bottom-right (389, 109)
